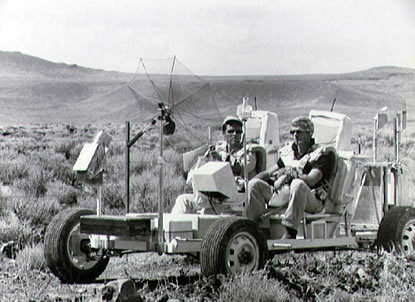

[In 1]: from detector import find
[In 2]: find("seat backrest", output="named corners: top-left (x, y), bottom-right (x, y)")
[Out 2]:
top-left (244, 110), bottom-right (280, 169)
top-left (309, 110), bottom-right (353, 152)
top-left (248, 144), bottom-right (267, 176)
top-left (324, 151), bottom-right (358, 214)
top-left (308, 110), bottom-right (356, 214)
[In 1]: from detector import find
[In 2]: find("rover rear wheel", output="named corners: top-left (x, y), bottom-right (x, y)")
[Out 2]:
top-left (44, 208), bottom-right (109, 283)
top-left (200, 217), bottom-right (268, 276)
top-left (377, 206), bottom-right (415, 256)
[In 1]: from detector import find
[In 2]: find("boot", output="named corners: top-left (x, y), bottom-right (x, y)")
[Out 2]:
top-left (281, 227), bottom-right (297, 239)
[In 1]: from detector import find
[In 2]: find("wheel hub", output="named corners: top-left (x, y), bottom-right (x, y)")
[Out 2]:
top-left (67, 223), bottom-right (102, 270)
top-left (226, 231), bottom-right (260, 274)
top-left (238, 247), bottom-right (254, 265)
top-left (402, 219), bottom-right (415, 255)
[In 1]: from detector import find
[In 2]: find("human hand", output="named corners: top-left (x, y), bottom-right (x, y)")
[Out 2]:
top-left (274, 174), bottom-right (289, 192)
top-left (285, 167), bottom-right (301, 182)
top-left (271, 168), bottom-right (286, 180)
top-left (206, 150), bottom-right (220, 161)
top-left (235, 176), bottom-right (245, 192)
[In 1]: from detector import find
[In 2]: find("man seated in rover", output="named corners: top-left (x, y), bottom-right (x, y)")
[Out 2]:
top-left (171, 115), bottom-right (258, 214)
top-left (246, 116), bottom-right (335, 239)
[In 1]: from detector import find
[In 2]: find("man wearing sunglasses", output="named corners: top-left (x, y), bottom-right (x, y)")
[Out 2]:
top-left (171, 115), bottom-right (257, 214)
top-left (206, 115), bottom-right (258, 180)
top-left (246, 116), bottom-right (335, 239)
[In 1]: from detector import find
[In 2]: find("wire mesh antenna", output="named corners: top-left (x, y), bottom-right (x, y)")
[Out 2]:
top-left (127, 57), bottom-right (223, 150)
top-left (126, 57), bottom-right (223, 251)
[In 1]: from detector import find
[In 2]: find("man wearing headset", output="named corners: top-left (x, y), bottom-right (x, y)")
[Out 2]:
top-left (171, 115), bottom-right (257, 214)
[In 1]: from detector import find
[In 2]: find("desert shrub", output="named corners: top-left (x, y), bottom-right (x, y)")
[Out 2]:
top-left (54, 140), bottom-right (79, 161)
top-left (164, 133), bottom-right (194, 153)
top-left (0, 210), bottom-right (33, 246)
top-left (9, 194), bottom-right (61, 231)
top-left (163, 124), bottom-right (222, 153)
top-left (128, 160), bottom-right (185, 213)
top-left (102, 183), bottom-right (125, 212)
top-left (0, 210), bottom-right (28, 243)
top-left (46, 179), bottom-right (79, 203)
top-left (375, 251), bottom-right (415, 300)
top-left (218, 271), bottom-right (296, 302)
top-left (65, 123), bottom-right (76, 134)
top-left (57, 189), bottom-right (78, 206)
top-left (0, 190), bottom-right (5, 215)
top-left (75, 191), bottom-right (100, 211)
top-left (14, 169), bottom-right (49, 197)
top-left (163, 148), bottom-right (184, 175)
top-left (104, 150), bottom-right (125, 180)
top-left (129, 149), bottom-right (158, 175)
top-left (130, 168), bottom-right (160, 213)
top-left (15, 243), bottom-right (47, 272)
top-left (38, 153), bottom-right (78, 186)
top-left (0, 160), bottom-right (29, 185)
top-left (108, 140), bottom-right (125, 157)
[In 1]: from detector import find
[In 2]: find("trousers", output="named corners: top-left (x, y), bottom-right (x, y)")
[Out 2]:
top-left (171, 193), bottom-right (234, 215)
top-left (247, 178), bottom-right (324, 230)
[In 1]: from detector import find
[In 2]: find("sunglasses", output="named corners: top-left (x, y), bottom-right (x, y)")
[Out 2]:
top-left (290, 129), bottom-right (307, 135)
top-left (226, 129), bottom-right (243, 134)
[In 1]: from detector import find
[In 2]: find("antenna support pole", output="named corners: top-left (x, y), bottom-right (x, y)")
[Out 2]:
top-left (157, 107), bottom-right (167, 253)
top-left (125, 122), bottom-right (130, 213)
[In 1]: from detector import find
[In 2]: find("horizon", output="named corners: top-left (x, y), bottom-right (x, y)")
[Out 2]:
top-left (1, 49), bottom-right (414, 78)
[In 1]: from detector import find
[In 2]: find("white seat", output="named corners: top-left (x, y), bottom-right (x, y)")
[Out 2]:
top-left (244, 110), bottom-right (280, 169)
top-left (306, 111), bottom-right (356, 238)
top-left (309, 110), bottom-right (353, 153)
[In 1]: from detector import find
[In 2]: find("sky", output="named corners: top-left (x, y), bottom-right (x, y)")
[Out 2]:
top-left (0, 0), bottom-right (414, 76)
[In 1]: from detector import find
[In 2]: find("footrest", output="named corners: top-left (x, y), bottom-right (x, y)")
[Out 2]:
top-left (304, 213), bottom-right (342, 222)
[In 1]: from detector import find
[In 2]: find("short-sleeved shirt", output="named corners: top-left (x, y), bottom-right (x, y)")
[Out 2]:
top-left (277, 142), bottom-right (335, 189)
top-left (213, 141), bottom-right (257, 179)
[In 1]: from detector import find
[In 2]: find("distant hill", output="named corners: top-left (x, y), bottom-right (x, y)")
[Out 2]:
top-left (0, 50), bottom-right (413, 126)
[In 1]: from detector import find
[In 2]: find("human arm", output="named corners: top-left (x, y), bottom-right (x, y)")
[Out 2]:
top-left (289, 151), bottom-right (333, 188)
top-left (253, 164), bottom-right (280, 182)
top-left (273, 166), bottom-right (323, 189)
top-left (297, 168), bottom-right (323, 187)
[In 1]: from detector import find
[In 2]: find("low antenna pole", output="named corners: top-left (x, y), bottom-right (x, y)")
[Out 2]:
top-left (393, 114), bottom-right (401, 206)
top-left (157, 111), bottom-right (165, 252)
top-left (330, 98), bottom-right (336, 112)
top-left (125, 121), bottom-right (130, 213)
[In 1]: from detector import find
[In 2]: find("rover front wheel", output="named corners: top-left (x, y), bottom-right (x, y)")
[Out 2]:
top-left (200, 217), bottom-right (268, 276)
top-left (44, 208), bottom-right (109, 283)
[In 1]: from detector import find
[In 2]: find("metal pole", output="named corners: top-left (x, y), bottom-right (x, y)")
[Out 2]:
top-left (383, 166), bottom-right (388, 215)
top-left (242, 119), bottom-right (249, 217)
top-left (125, 122), bottom-right (130, 213)
top-left (394, 115), bottom-right (401, 206)
top-left (157, 118), bottom-right (165, 251)
top-left (97, 185), bottom-right (102, 216)
top-left (396, 114), bottom-right (401, 162)
top-left (373, 119), bottom-right (377, 162)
